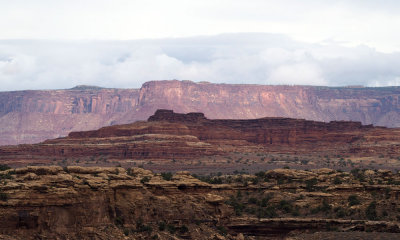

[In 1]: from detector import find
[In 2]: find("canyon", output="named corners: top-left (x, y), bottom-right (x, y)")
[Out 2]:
top-left (0, 104), bottom-right (399, 239)
top-left (1, 80), bottom-right (400, 145)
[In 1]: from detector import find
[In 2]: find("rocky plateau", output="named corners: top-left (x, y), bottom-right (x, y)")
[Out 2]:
top-left (0, 109), bottom-right (399, 172)
top-left (1, 80), bottom-right (400, 145)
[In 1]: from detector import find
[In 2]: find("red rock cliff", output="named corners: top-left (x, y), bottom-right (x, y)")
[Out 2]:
top-left (1, 80), bottom-right (399, 145)
top-left (1, 110), bottom-right (398, 169)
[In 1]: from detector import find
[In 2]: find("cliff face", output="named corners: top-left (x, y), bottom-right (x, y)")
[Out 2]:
top-left (0, 88), bottom-right (141, 145)
top-left (1, 80), bottom-right (400, 145)
top-left (1, 166), bottom-right (400, 239)
top-left (1, 110), bottom-right (399, 171)
top-left (136, 81), bottom-right (400, 127)
top-left (0, 166), bottom-right (231, 239)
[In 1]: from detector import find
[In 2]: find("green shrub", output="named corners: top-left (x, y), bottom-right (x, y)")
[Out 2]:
top-left (63, 166), bottom-right (69, 173)
top-left (259, 194), bottom-right (273, 207)
top-left (161, 172), bottom-right (173, 181)
top-left (158, 221), bottom-right (166, 231)
top-left (245, 207), bottom-right (256, 215)
top-left (0, 164), bottom-right (11, 171)
top-left (277, 178), bottom-right (284, 185)
top-left (136, 219), bottom-right (152, 233)
top-left (138, 225), bottom-right (152, 233)
top-left (333, 177), bottom-right (342, 184)
top-left (0, 172), bottom-right (13, 180)
top-left (311, 199), bottom-right (331, 214)
top-left (251, 177), bottom-right (259, 184)
top-left (167, 224), bottom-right (176, 234)
top-left (348, 195), bottom-right (360, 206)
top-left (385, 188), bottom-right (391, 199)
top-left (291, 206), bottom-right (300, 216)
top-left (225, 195), bottom-right (244, 216)
top-left (209, 177), bottom-right (223, 184)
top-left (255, 171), bottom-right (265, 178)
top-left (115, 216), bottom-right (124, 226)
top-left (248, 197), bottom-right (258, 204)
top-left (321, 199), bottom-right (331, 212)
top-left (334, 207), bottom-right (346, 218)
top-left (127, 168), bottom-right (136, 177)
top-left (193, 175), bottom-right (223, 184)
top-left (140, 176), bottom-right (151, 184)
top-left (366, 201), bottom-right (377, 220)
top-left (256, 206), bottom-right (277, 218)
top-left (278, 200), bottom-right (293, 213)
top-left (217, 226), bottom-right (227, 236)
top-left (179, 225), bottom-right (189, 234)
top-left (35, 168), bottom-right (48, 175)
top-left (236, 190), bottom-right (242, 199)
top-left (351, 168), bottom-right (366, 182)
top-left (305, 178), bottom-right (318, 191)
top-left (0, 192), bottom-right (8, 201)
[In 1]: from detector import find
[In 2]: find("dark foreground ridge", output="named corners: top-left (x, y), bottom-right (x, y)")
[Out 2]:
top-left (0, 166), bottom-right (400, 239)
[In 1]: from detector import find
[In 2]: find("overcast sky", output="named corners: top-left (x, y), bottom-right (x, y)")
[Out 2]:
top-left (1, 0), bottom-right (400, 90)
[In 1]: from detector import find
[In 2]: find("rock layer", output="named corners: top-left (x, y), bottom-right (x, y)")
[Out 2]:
top-left (1, 166), bottom-right (400, 239)
top-left (1, 80), bottom-right (400, 145)
top-left (0, 110), bottom-right (399, 170)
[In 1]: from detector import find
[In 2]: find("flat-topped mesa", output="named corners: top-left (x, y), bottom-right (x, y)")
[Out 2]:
top-left (148, 109), bottom-right (207, 123)
top-left (143, 110), bottom-right (380, 146)
top-left (327, 120), bottom-right (372, 131)
top-left (67, 110), bottom-right (375, 143)
top-left (148, 109), bottom-right (370, 131)
top-left (1, 80), bottom-right (400, 146)
top-left (0, 109), bottom-right (399, 167)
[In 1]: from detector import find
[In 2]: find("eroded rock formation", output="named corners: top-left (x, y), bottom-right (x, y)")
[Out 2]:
top-left (1, 166), bottom-right (400, 239)
top-left (0, 110), bottom-right (399, 171)
top-left (1, 80), bottom-right (400, 145)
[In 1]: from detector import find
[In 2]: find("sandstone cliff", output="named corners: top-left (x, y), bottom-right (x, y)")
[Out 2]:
top-left (1, 110), bottom-right (399, 171)
top-left (1, 166), bottom-right (400, 239)
top-left (1, 80), bottom-right (399, 145)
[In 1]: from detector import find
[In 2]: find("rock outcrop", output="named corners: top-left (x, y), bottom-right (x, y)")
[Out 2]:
top-left (1, 80), bottom-right (400, 145)
top-left (0, 110), bottom-right (399, 171)
top-left (1, 166), bottom-right (400, 239)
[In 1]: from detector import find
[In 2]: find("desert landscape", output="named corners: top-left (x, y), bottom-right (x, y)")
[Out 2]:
top-left (1, 109), bottom-right (399, 173)
top-left (1, 165), bottom-right (400, 239)
top-left (1, 109), bottom-right (400, 239)
top-left (2, 1), bottom-right (400, 239)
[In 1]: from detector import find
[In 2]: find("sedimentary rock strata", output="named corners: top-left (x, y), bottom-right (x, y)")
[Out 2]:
top-left (0, 166), bottom-right (400, 239)
top-left (0, 110), bottom-right (399, 170)
top-left (1, 80), bottom-right (399, 145)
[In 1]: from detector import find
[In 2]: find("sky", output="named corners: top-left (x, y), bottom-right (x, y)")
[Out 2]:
top-left (1, 0), bottom-right (400, 90)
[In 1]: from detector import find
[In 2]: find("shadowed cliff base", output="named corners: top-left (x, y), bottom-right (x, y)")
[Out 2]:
top-left (1, 80), bottom-right (400, 145)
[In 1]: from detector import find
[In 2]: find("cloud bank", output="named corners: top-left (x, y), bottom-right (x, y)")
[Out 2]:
top-left (1, 1), bottom-right (400, 53)
top-left (0, 33), bottom-right (400, 91)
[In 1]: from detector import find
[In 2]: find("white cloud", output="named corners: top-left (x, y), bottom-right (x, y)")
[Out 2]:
top-left (0, 33), bottom-right (400, 91)
top-left (0, 1), bottom-right (400, 52)
top-left (268, 63), bottom-right (326, 86)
